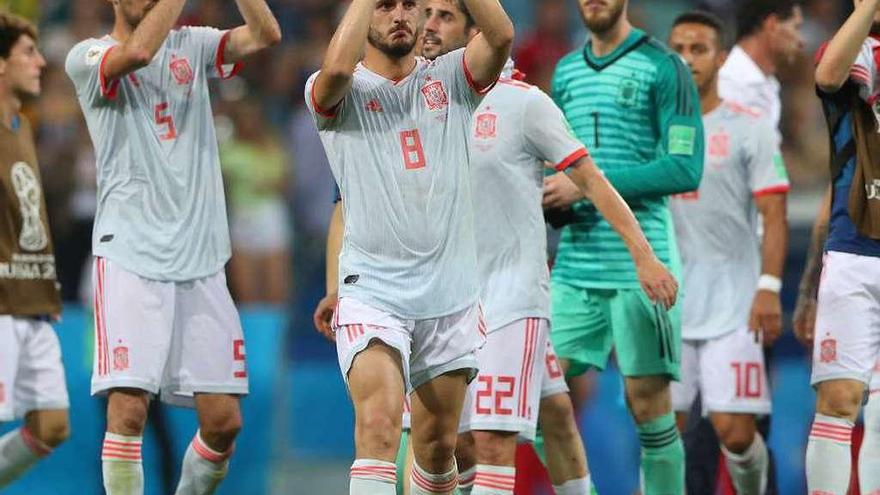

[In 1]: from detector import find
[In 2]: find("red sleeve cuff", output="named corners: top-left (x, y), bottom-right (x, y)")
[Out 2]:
top-left (310, 81), bottom-right (340, 118)
top-left (216, 30), bottom-right (242, 80)
top-left (99, 46), bottom-right (120, 100)
top-left (462, 49), bottom-right (498, 95)
top-left (555, 148), bottom-right (589, 171)
top-left (753, 184), bottom-right (790, 197)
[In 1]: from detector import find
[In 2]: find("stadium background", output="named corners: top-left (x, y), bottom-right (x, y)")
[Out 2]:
top-left (0, 0), bottom-right (845, 493)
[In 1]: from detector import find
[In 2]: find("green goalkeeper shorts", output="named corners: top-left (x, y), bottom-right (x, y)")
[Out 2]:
top-left (550, 282), bottom-right (680, 380)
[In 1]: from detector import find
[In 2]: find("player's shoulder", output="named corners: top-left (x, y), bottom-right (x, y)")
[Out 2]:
top-left (65, 37), bottom-right (114, 72)
top-left (495, 77), bottom-right (533, 92)
top-left (555, 49), bottom-right (584, 72)
top-left (638, 36), bottom-right (680, 65)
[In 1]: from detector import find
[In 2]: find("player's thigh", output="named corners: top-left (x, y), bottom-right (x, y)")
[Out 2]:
top-left (334, 297), bottom-right (412, 391)
top-left (409, 302), bottom-right (483, 392)
top-left (610, 288), bottom-right (681, 381)
top-left (550, 283), bottom-right (612, 377)
top-left (700, 328), bottom-right (771, 417)
top-left (92, 257), bottom-right (175, 395)
top-left (670, 339), bottom-right (699, 415)
top-left (410, 369), bottom-right (470, 455)
top-left (166, 270), bottom-right (248, 405)
top-left (812, 251), bottom-right (880, 388)
top-left (0, 316), bottom-right (22, 422)
top-left (461, 318), bottom-right (548, 443)
top-left (13, 319), bottom-right (69, 419)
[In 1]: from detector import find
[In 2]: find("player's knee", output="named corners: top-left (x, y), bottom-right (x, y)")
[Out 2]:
top-left (356, 408), bottom-right (401, 453)
top-left (455, 432), bottom-right (476, 470)
top-left (415, 431), bottom-right (458, 468)
top-left (29, 414), bottom-right (70, 448)
top-left (816, 380), bottom-right (864, 420)
top-left (713, 417), bottom-right (756, 455)
top-left (107, 392), bottom-right (149, 435)
top-left (200, 409), bottom-right (243, 445)
top-left (625, 376), bottom-right (670, 423)
top-left (472, 431), bottom-right (516, 465)
top-left (539, 394), bottom-right (578, 440)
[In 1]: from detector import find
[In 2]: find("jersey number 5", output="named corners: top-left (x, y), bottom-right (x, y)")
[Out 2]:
top-left (399, 129), bottom-right (426, 170)
top-left (154, 102), bottom-right (177, 141)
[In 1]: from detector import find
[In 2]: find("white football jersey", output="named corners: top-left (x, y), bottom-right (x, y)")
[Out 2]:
top-left (670, 101), bottom-right (790, 339)
top-left (305, 48), bottom-right (486, 319)
top-left (66, 28), bottom-right (238, 281)
top-left (469, 69), bottom-right (587, 331)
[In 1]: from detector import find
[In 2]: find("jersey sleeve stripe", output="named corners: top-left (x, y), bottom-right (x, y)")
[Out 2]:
top-left (310, 78), bottom-right (340, 118)
top-left (554, 148), bottom-right (589, 171)
top-left (462, 48), bottom-right (497, 95)
top-left (752, 184), bottom-right (791, 197)
top-left (99, 46), bottom-right (120, 100)
top-left (215, 30), bottom-right (243, 80)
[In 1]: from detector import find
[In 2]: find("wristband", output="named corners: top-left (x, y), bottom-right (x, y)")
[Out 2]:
top-left (758, 274), bottom-right (782, 293)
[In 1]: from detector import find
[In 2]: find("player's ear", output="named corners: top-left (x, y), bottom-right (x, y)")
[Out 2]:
top-left (0, 57), bottom-right (6, 77)
top-left (717, 48), bottom-right (729, 66)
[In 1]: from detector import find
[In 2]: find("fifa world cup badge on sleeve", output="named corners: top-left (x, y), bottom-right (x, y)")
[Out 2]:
top-left (668, 125), bottom-right (696, 156)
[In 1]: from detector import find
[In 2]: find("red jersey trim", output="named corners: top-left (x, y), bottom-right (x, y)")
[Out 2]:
top-left (215, 30), bottom-right (242, 80)
top-left (310, 81), bottom-right (340, 118)
top-left (555, 148), bottom-right (589, 171)
top-left (99, 46), bottom-right (120, 100)
top-left (752, 184), bottom-right (790, 197)
top-left (462, 49), bottom-right (497, 95)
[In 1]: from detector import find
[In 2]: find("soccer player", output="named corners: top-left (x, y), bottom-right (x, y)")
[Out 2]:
top-left (0, 12), bottom-right (70, 488)
top-left (718, 0), bottom-right (804, 140)
top-left (542, 0), bottom-right (704, 492)
top-left (808, 0), bottom-right (880, 492)
top-left (64, 0), bottom-right (280, 493)
top-left (306, 0), bottom-right (515, 492)
top-left (668, 11), bottom-right (790, 495)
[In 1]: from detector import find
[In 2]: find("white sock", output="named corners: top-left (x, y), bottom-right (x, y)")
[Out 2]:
top-left (860, 395), bottom-right (880, 495)
top-left (349, 458), bottom-right (396, 494)
top-left (553, 475), bottom-right (592, 495)
top-left (458, 466), bottom-right (476, 494)
top-left (806, 413), bottom-right (853, 495)
top-left (472, 464), bottom-right (515, 494)
top-left (722, 432), bottom-right (769, 495)
top-left (102, 432), bottom-right (144, 495)
top-left (174, 430), bottom-right (232, 495)
top-left (410, 461), bottom-right (458, 494)
top-left (0, 427), bottom-right (50, 487)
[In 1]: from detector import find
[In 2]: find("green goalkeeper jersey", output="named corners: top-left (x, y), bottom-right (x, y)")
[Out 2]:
top-left (551, 28), bottom-right (704, 289)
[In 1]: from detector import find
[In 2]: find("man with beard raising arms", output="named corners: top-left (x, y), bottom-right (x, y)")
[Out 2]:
top-left (65, 0), bottom-right (281, 493)
top-left (306, 0), bottom-right (515, 493)
top-left (543, 0), bottom-right (704, 492)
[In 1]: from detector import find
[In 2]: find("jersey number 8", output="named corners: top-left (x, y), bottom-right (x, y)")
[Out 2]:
top-left (399, 129), bottom-right (425, 170)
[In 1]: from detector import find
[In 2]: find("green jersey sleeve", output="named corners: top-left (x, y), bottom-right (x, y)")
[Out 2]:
top-left (601, 54), bottom-right (704, 199)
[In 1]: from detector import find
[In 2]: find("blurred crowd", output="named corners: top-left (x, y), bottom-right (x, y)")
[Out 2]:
top-left (8, 0), bottom-right (849, 315)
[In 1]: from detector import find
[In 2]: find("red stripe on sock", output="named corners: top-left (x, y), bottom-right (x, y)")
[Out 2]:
top-left (812, 422), bottom-right (852, 433)
top-left (192, 435), bottom-right (231, 463)
top-left (474, 479), bottom-right (515, 491)
top-left (102, 453), bottom-right (143, 461)
top-left (20, 427), bottom-right (51, 457)
top-left (412, 468), bottom-right (457, 492)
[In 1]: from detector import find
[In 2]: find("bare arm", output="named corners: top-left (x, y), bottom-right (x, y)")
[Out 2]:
top-left (224, 0), bottom-right (282, 63)
top-left (815, 0), bottom-right (880, 93)
top-left (103, 0), bottom-right (188, 80)
top-left (567, 157), bottom-right (678, 308)
top-left (462, 0), bottom-right (514, 91)
top-left (314, 201), bottom-right (344, 340)
top-left (748, 193), bottom-right (788, 345)
top-left (311, 0), bottom-right (374, 113)
top-left (793, 187), bottom-right (831, 347)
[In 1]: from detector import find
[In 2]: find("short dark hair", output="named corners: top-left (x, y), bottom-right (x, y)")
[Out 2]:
top-left (0, 12), bottom-right (37, 59)
top-left (456, 1), bottom-right (475, 30)
top-left (672, 10), bottom-right (727, 48)
top-left (736, 0), bottom-right (799, 40)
